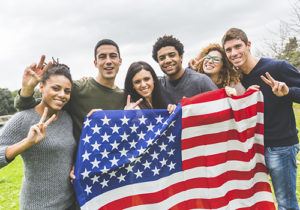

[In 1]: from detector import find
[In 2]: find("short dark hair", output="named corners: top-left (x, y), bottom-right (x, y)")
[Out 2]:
top-left (152, 35), bottom-right (184, 62)
top-left (222, 28), bottom-right (248, 48)
top-left (41, 58), bottom-right (73, 86)
top-left (94, 39), bottom-right (121, 60)
top-left (123, 61), bottom-right (165, 109)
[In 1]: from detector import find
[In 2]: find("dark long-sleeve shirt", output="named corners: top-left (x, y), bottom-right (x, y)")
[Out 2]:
top-left (241, 58), bottom-right (300, 147)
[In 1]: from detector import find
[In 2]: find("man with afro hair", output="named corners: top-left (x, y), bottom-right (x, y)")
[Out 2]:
top-left (152, 35), bottom-right (217, 105)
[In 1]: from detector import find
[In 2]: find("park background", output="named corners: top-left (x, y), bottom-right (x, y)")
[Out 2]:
top-left (0, 0), bottom-right (300, 209)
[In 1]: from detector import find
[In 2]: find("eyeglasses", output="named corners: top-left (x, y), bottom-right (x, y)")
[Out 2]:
top-left (203, 54), bottom-right (223, 64)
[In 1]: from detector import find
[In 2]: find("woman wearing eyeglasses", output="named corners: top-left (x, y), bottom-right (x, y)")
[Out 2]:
top-left (190, 43), bottom-right (246, 95)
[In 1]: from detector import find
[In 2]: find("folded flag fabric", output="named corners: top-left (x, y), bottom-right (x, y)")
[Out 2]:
top-left (73, 89), bottom-right (275, 209)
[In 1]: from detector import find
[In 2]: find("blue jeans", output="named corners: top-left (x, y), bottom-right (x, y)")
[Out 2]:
top-left (265, 144), bottom-right (299, 210)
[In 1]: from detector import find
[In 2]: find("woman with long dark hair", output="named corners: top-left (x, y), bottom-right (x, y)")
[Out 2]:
top-left (123, 61), bottom-right (176, 113)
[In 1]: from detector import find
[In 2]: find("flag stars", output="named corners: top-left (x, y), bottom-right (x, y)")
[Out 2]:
top-left (130, 123), bottom-right (138, 133)
top-left (159, 142), bottom-right (167, 151)
top-left (119, 148), bottom-right (128, 157)
top-left (151, 151), bottom-right (159, 160)
top-left (81, 168), bottom-right (90, 179)
top-left (101, 115), bottom-right (111, 125)
top-left (101, 132), bottom-right (111, 142)
top-left (126, 164), bottom-right (134, 173)
top-left (146, 123), bottom-right (154, 132)
top-left (101, 166), bottom-right (109, 174)
top-left (100, 179), bottom-right (109, 188)
top-left (84, 185), bottom-right (92, 195)
top-left (117, 173), bottom-right (126, 183)
top-left (143, 160), bottom-right (151, 169)
top-left (82, 150), bottom-right (91, 161)
top-left (110, 140), bottom-right (120, 150)
top-left (91, 141), bottom-right (101, 151)
top-left (91, 158), bottom-right (100, 168)
top-left (91, 124), bottom-right (101, 134)
top-left (168, 149), bottom-right (175, 156)
top-left (111, 124), bottom-right (120, 133)
top-left (109, 170), bottom-right (117, 178)
top-left (120, 132), bottom-right (129, 141)
top-left (155, 129), bottom-right (161, 136)
top-left (168, 161), bottom-right (176, 170)
top-left (139, 115), bottom-right (147, 124)
top-left (137, 147), bottom-right (145, 155)
top-left (83, 118), bottom-right (91, 128)
top-left (100, 149), bottom-right (109, 159)
top-left (152, 166), bottom-right (160, 175)
top-left (167, 133), bottom-right (176, 142)
top-left (91, 175), bottom-right (100, 184)
top-left (128, 155), bottom-right (135, 162)
top-left (134, 169), bottom-right (143, 178)
top-left (109, 156), bottom-right (119, 166)
top-left (82, 134), bottom-right (91, 144)
top-left (120, 115), bottom-right (130, 125)
top-left (160, 158), bottom-right (167, 167)
top-left (137, 131), bottom-right (146, 140)
top-left (129, 140), bottom-right (137, 148)
top-left (155, 115), bottom-right (164, 124)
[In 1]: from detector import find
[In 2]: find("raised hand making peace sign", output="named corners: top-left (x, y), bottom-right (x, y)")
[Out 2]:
top-left (21, 55), bottom-right (52, 97)
top-left (26, 107), bottom-right (56, 146)
top-left (260, 72), bottom-right (289, 97)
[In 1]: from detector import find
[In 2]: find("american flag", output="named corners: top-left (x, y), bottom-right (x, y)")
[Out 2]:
top-left (73, 89), bottom-right (275, 209)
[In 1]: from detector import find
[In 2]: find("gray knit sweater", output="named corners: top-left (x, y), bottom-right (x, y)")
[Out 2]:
top-left (0, 109), bottom-right (76, 210)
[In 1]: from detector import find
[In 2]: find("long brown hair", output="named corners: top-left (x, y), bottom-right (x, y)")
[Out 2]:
top-left (123, 61), bottom-right (165, 109)
top-left (196, 43), bottom-right (241, 88)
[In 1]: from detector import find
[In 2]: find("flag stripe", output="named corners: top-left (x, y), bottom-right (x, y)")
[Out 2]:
top-left (182, 113), bottom-right (263, 140)
top-left (182, 135), bottom-right (264, 160)
top-left (169, 186), bottom-right (274, 210)
top-left (182, 126), bottom-right (263, 150)
top-left (182, 143), bottom-right (265, 170)
top-left (98, 167), bottom-right (269, 210)
top-left (182, 102), bottom-right (264, 128)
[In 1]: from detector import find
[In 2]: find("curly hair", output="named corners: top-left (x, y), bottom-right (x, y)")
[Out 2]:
top-left (41, 57), bottom-right (73, 86)
top-left (196, 43), bottom-right (241, 88)
top-left (152, 35), bottom-right (184, 62)
top-left (123, 61), bottom-right (165, 109)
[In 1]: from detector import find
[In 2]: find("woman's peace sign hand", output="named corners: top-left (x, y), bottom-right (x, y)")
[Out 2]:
top-left (27, 107), bottom-right (56, 145)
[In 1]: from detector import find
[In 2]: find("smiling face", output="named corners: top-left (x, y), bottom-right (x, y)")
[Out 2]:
top-left (40, 74), bottom-right (72, 112)
top-left (157, 46), bottom-right (184, 80)
top-left (224, 38), bottom-right (251, 71)
top-left (94, 44), bottom-right (122, 84)
top-left (132, 69), bottom-right (154, 103)
top-left (202, 50), bottom-right (223, 77)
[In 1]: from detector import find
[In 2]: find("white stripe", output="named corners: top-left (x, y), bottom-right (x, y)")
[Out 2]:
top-left (182, 91), bottom-right (263, 118)
top-left (81, 158), bottom-right (269, 209)
top-left (182, 113), bottom-right (263, 140)
top-left (126, 173), bottom-right (272, 210)
top-left (182, 134), bottom-right (264, 160)
top-left (183, 154), bottom-right (267, 179)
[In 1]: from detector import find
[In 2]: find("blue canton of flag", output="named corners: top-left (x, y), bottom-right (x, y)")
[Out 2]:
top-left (73, 106), bottom-right (182, 208)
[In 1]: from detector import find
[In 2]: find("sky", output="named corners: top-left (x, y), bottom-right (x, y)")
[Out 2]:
top-left (0, 0), bottom-right (294, 91)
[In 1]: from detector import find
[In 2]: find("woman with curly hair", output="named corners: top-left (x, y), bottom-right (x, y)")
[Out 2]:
top-left (190, 43), bottom-right (246, 95)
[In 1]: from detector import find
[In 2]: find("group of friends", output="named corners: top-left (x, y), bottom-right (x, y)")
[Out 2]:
top-left (0, 27), bottom-right (300, 210)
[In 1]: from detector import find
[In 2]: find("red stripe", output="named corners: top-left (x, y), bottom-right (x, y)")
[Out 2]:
top-left (182, 102), bottom-right (264, 128)
top-left (182, 144), bottom-right (265, 170)
top-left (99, 163), bottom-right (270, 210)
top-left (169, 182), bottom-right (274, 210)
top-left (181, 89), bottom-right (260, 106)
top-left (237, 202), bottom-right (276, 210)
top-left (182, 124), bottom-right (264, 150)
top-left (181, 89), bottom-right (227, 106)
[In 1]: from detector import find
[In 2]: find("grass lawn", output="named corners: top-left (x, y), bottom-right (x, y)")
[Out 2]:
top-left (0, 104), bottom-right (300, 209)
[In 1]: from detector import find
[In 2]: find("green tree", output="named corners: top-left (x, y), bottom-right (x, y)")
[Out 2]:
top-left (0, 88), bottom-right (17, 115)
top-left (276, 37), bottom-right (300, 69)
